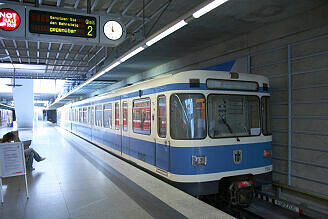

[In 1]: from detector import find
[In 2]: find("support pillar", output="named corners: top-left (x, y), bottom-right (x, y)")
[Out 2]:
top-left (12, 79), bottom-right (34, 129)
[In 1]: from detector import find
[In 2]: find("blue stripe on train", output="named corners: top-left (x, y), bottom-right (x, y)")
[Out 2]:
top-left (169, 142), bottom-right (272, 175)
top-left (69, 123), bottom-right (272, 175)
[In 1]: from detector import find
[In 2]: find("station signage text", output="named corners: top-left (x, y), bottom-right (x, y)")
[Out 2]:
top-left (0, 8), bottom-right (20, 31)
top-left (29, 10), bottom-right (96, 38)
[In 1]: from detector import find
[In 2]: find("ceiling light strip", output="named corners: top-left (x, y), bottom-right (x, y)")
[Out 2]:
top-left (121, 47), bottom-right (144, 62)
top-left (50, 61), bottom-right (122, 107)
top-left (104, 61), bottom-right (121, 72)
top-left (84, 61), bottom-right (121, 86)
top-left (146, 20), bottom-right (188, 46)
top-left (192, 0), bottom-right (228, 18)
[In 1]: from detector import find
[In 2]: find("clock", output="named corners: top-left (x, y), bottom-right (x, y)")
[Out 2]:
top-left (103, 20), bottom-right (123, 40)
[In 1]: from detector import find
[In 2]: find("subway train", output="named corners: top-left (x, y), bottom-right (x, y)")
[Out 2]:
top-left (57, 70), bottom-right (272, 206)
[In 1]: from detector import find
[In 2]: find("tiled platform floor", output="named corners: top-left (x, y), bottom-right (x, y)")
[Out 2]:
top-left (0, 121), bottom-right (232, 219)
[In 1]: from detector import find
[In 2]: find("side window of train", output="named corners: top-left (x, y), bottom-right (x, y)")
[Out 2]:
top-left (123, 101), bottom-right (128, 131)
top-left (89, 106), bottom-right (95, 125)
top-left (133, 98), bottom-right (151, 135)
top-left (83, 107), bottom-right (88, 124)
top-left (95, 105), bottom-right (103, 127)
top-left (73, 109), bottom-right (75, 122)
top-left (79, 108), bottom-right (82, 123)
top-left (115, 102), bottom-right (120, 130)
top-left (261, 96), bottom-right (271, 135)
top-left (103, 103), bottom-right (112, 129)
top-left (157, 95), bottom-right (166, 138)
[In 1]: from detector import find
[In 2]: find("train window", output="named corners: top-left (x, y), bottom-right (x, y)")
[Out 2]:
top-left (72, 109), bottom-right (75, 122)
top-left (170, 94), bottom-right (206, 140)
top-left (103, 103), bottom-right (112, 129)
top-left (133, 98), bottom-right (151, 135)
top-left (208, 94), bottom-right (260, 138)
top-left (83, 107), bottom-right (88, 124)
top-left (68, 109), bottom-right (71, 121)
top-left (123, 101), bottom-right (128, 131)
top-left (79, 108), bottom-right (83, 123)
top-left (115, 102), bottom-right (120, 130)
top-left (262, 96), bottom-right (271, 135)
top-left (157, 95), bottom-right (166, 138)
top-left (95, 105), bottom-right (103, 127)
top-left (89, 106), bottom-right (95, 125)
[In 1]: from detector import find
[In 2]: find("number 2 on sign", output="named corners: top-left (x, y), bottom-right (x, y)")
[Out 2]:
top-left (87, 26), bottom-right (93, 36)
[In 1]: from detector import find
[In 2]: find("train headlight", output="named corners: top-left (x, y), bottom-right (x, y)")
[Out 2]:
top-left (264, 149), bottom-right (272, 158)
top-left (192, 155), bottom-right (207, 166)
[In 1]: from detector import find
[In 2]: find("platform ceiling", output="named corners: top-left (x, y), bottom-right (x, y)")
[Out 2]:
top-left (0, 0), bottom-right (326, 108)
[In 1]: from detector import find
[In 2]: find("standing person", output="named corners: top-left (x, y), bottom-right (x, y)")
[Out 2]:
top-left (1, 132), bottom-right (46, 171)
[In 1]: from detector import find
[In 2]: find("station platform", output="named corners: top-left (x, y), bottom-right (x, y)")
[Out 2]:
top-left (0, 121), bottom-right (232, 219)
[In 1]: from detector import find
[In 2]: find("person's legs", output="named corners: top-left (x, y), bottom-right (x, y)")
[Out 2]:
top-left (25, 149), bottom-right (34, 169)
top-left (31, 148), bottom-right (43, 162)
top-left (25, 148), bottom-right (45, 163)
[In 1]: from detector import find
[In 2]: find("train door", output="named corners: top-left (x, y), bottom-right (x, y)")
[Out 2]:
top-left (89, 106), bottom-right (95, 141)
top-left (155, 95), bottom-right (170, 172)
top-left (114, 100), bottom-right (122, 154)
top-left (121, 100), bottom-right (130, 156)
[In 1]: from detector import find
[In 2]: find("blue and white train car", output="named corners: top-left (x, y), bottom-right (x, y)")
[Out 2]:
top-left (57, 70), bottom-right (272, 206)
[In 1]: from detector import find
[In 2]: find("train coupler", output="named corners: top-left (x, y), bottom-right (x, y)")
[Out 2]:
top-left (229, 180), bottom-right (254, 207)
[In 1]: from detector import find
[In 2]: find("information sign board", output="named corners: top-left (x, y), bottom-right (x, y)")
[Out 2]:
top-left (0, 142), bottom-right (25, 177)
top-left (0, 3), bottom-right (126, 46)
top-left (0, 142), bottom-right (28, 203)
top-left (29, 10), bottom-right (96, 38)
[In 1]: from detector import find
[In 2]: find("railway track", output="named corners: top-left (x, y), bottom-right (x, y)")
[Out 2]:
top-left (201, 194), bottom-right (299, 219)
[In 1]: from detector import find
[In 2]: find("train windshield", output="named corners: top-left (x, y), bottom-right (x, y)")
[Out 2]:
top-left (208, 95), bottom-right (260, 138)
top-left (170, 93), bottom-right (206, 139)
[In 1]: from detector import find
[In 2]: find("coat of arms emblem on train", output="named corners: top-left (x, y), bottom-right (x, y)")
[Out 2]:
top-left (233, 150), bottom-right (242, 164)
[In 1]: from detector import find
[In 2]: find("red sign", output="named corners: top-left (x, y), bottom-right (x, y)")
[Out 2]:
top-left (0, 8), bottom-right (20, 31)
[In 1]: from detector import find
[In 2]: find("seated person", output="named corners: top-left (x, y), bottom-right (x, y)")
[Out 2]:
top-left (1, 131), bottom-right (46, 171)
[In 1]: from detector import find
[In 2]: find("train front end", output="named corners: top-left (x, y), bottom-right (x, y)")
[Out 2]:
top-left (167, 71), bottom-right (272, 206)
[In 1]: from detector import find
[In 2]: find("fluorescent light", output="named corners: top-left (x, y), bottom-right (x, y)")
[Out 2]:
top-left (86, 61), bottom-right (120, 84)
top-left (105, 61), bottom-right (120, 72)
top-left (121, 47), bottom-right (144, 62)
top-left (49, 60), bottom-right (122, 108)
top-left (0, 63), bottom-right (47, 70)
top-left (146, 20), bottom-right (187, 46)
top-left (193, 0), bottom-right (228, 18)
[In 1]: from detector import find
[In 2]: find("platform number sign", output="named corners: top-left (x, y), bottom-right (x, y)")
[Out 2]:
top-left (0, 8), bottom-right (20, 31)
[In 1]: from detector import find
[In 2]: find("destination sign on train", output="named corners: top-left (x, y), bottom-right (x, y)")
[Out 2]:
top-left (29, 10), bottom-right (96, 38)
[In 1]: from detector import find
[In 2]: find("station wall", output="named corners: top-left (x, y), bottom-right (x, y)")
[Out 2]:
top-left (142, 2), bottom-right (328, 214)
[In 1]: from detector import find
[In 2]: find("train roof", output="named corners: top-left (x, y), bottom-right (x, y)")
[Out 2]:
top-left (63, 70), bottom-right (269, 108)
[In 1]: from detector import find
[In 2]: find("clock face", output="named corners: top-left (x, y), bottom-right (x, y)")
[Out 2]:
top-left (104, 20), bottom-right (123, 40)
